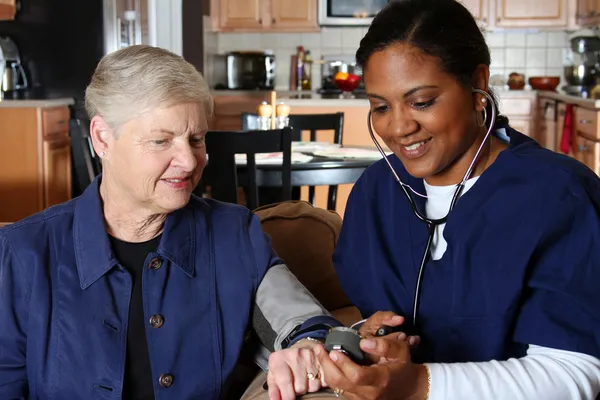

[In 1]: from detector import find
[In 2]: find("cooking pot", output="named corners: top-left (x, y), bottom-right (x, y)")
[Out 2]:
top-left (564, 64), bottom-right (598, 86)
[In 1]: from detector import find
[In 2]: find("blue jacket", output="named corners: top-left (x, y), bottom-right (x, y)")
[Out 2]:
top-left (0, 177), bottom-right (339, 399)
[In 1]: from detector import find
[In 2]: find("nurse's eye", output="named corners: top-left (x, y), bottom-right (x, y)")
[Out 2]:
top-left (371, 105), bottom-right (389, 114)
top-left (152, 139), bottom-right (168, 145)
top-left (412, 99), bottom-right (436, 110)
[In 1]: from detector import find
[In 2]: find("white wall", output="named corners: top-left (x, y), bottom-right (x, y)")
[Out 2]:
top-left (148, 0), bottom-right (183, 56)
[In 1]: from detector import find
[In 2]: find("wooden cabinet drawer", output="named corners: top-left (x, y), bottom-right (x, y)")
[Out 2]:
top-left (574, 107), bottom-right (598, 138)
top-left (42, 107), bottom-right (70, 136)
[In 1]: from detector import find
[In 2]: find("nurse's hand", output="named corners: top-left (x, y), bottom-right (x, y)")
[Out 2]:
top-left (358, 311), bottom-right (420, 363)
top-left (315, 333), bottom-right (429, 400)
top-left (266, 339), bottom-right (327, 400)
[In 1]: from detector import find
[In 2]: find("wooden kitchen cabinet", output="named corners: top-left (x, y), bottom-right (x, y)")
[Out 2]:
top-left (43, 137), bottom-right (72, 210)
top-left (577, 0), bottom-right (600, 25)
top-left (0, 105), bottom-right (72, 223)
top-left (0, 0), bottom-right (16, 20)
top-left (572, 106), bottom-right (600, 175)
top-left (461, 0), bottom-right (490, 24)
top-left (219, 0), bottom-right (263, 30)
top-left (496, 0), bottom-right (569, 27)
top-left (212, 0), bottom-right (318, 32)
top-left (535, 97), bottom-right (557, 151)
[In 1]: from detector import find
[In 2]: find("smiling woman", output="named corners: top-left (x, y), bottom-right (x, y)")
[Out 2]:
top-left (0, 45), bottom-right (344, 400)
top-left (323, 0), bottom-right (600, 399)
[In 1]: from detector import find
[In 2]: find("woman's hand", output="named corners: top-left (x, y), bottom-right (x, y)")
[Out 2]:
top-left (266, 339), bottom-right (327, 400)
top-left (315, 333), bottom-right (429, 400)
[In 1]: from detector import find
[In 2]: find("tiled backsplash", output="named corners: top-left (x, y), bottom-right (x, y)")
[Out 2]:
top-left (206, 26), bottom-right (571, 91)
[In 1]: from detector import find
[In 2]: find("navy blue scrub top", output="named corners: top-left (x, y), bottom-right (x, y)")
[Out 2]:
top-left (333, 128), bottom-right (600, 363)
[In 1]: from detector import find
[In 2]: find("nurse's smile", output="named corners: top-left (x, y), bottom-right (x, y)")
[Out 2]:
top-left (398, 137), bottom-right (432, 159)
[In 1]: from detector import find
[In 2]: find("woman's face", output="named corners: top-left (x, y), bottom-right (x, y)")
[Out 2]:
top-left (102, 102), bottom-right (208, 214)
top-left (363, 42), bottom-right (487, 185)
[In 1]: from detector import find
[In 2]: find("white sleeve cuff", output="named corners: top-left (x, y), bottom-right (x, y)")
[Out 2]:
top-left (425, 345), bottom-right (600, 400)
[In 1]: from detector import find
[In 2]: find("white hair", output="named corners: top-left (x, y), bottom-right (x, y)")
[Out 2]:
top-left (85, 45), bottom-right (213, 135)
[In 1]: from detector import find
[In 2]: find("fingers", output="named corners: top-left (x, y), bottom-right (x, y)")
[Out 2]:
top-left (267, 346), bottom-right (324, 399)
top-left (267, 370), bottom-right (281, 400)
top-left (304, 349), bottom-right (322, 393)
top-left (314, 345), bottom-right (349, 391)
top-left (360, 334), bottom-right (411, 361)
top-left (409, 335), bottom-right (421, 347)
top-left (358, 311), bottom-right (405, 337)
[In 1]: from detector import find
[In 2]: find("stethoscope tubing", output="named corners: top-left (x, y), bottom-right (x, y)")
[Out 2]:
top-left (367, 88), bottom-right (498, 330)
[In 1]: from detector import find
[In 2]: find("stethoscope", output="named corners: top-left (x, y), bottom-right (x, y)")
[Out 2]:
top-left (368, 88), bottom-right (497, 335)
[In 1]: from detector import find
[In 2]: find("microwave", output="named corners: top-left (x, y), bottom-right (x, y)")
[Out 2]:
top-left (318, 0), bottom-right (388, 26)
top-left (213, 51), bottom-right (275, 90)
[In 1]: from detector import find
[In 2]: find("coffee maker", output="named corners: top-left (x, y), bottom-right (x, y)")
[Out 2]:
top-left (0, 37), bottom-right (29, 98)
top-left (563, 29), bottom-right (600, 97)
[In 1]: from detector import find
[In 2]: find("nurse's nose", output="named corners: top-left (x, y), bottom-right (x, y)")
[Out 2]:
top-left (389, 109), bottom-right (419, 137)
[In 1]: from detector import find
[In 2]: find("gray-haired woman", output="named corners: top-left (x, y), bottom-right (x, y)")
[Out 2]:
top-left (0, 45), bottom-right (340, 400)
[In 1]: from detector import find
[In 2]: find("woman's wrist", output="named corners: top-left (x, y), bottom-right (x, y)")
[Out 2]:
top-left (407, 364), bottom-right (431, 400)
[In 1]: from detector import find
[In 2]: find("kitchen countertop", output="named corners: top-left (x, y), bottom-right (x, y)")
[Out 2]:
top-left (537, 90), bottom-right (600, 109)
top-left (211, 87), bottom-right (538, 107)
top-left (0, 98), bottom-right (75, 108)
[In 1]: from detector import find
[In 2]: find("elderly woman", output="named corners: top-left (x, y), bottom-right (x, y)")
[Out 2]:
top-left (0, 45), bottom-right (341, 399)
top-left (305, 0), bottom-right (600, 399)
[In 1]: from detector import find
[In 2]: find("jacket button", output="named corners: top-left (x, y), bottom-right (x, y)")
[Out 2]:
top-left (148, 258), bottom-right (162, 270)
top-left (159, 373), bottom-right (174, 388)
top-left (149, 314), bottom-right (164, 328)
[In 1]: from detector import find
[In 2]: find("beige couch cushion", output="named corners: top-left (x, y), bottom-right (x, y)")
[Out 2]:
top-left (254, 200), bottom-right (354, 312)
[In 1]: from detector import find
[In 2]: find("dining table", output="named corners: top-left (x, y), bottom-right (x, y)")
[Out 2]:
top-left (234, 143), bottom-right (387, 210)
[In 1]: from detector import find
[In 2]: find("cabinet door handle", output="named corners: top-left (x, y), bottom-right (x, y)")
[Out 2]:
top-left (579, 119), bottom-right (593, 124)
top-left (578, 144), bottom-right (589, 152)
top-left (272, 18), bottom-right (276, 24)
top-left (259, 18), bottom-right (262, 24)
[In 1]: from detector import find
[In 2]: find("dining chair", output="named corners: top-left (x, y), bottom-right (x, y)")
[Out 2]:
top-left (240, 112), bottom-right (344, 208)
top-left (202, 127), bottom-right (293, 210)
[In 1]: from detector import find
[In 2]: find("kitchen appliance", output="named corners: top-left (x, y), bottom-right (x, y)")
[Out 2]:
top-left (0, 0), bottom-right (151, 101)
top-left (318, 0), bottom-right (388, 26)
top-left (0, 36), bottom-right (28, 96)
top-left (317, 54), bottom-right (366, 98)
top-left (213, 51), bottom-right (275, 90)
top-left (563, 29), bottom-right (600, 97)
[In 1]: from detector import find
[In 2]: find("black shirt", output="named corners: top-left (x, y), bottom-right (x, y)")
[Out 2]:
top-left (109, 234), bottom-right (162, 400)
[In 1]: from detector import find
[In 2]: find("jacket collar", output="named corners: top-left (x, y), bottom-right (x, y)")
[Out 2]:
top-left (74, 175), bottom-right (197, 290)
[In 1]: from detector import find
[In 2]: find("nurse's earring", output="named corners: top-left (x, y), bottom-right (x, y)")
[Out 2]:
top-left (477, 107), bottom-right (487, 127)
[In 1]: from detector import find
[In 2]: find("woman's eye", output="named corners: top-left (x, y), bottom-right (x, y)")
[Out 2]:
top-left (191, 136), bottom-right (205, 146)
top-left (152, 139), bottom-right (168, 146)
top-left (372, 105), bottom-right (388, 114)
top-left (412, 99), bottom-right (435, 110)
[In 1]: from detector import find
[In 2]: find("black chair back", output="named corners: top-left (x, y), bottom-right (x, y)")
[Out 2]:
top-left (240, 112), bottom-right (344, 209)
top-left (203, 127), bottom-right (293, 210)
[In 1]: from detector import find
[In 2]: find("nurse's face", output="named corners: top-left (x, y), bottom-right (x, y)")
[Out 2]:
top-left (363, 43), bottom-right (488, 185)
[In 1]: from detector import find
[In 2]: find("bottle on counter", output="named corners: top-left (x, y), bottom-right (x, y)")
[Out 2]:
top-left (301, 50), bottom-right (312, 91)
top-left (296, 46), bottom-right (305, 92)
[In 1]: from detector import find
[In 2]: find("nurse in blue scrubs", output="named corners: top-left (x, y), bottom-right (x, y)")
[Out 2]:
top-left (313, 0), bottom-right (600, 399)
